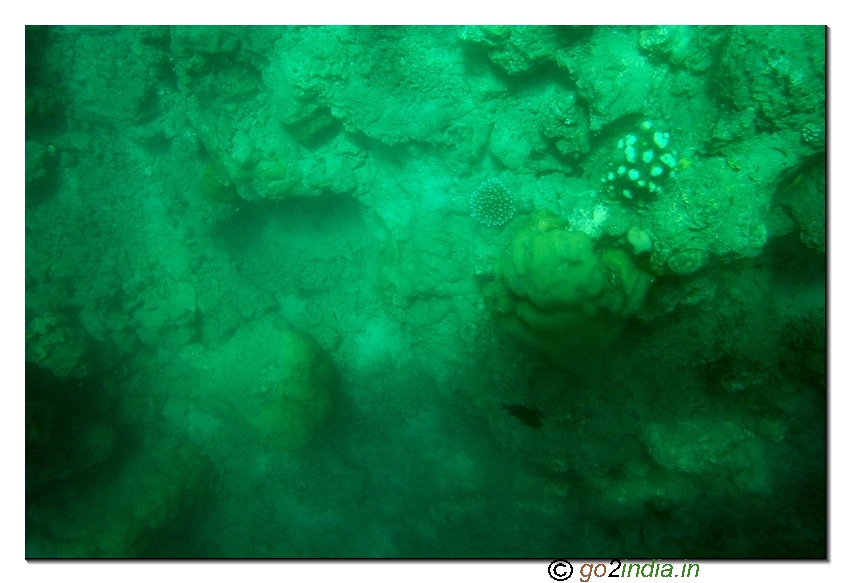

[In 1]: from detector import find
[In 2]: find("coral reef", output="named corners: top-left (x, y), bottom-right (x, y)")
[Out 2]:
top-left (24, 25), bottom-right (825, 558)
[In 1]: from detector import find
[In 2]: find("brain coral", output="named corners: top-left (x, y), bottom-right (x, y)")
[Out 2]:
top-left (483, 210), bottom-right (654, 359)
top-left (470, 178), bottom-right (514, 226)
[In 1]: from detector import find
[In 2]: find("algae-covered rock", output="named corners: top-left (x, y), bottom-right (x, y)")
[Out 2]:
top-left (174, 316), bottom-right (337, 451)
top-left (243, 327), bottom-right (336, 450)
top-left (25, 312), bottom-right (89, 379)
top-left (457, 25), bottom-right (574, 76)
top-left (27, 436), bottom-right (209, 558)
top-left (638, 25), bottom-right (730, 73)
top-left (599, 249), bottom-right (655, 315)
top-left (717, 26), bottom-right (825, 133)
top-left (775, 164), bottom-right (825, 254)
top-left (645, 154), bottom-right (780, 276)
top-left (559, 27), bottom-right (655, 130)
top-left (667, 249), bottom-right (706, 276)
top-left (643, 419), bottom-right (771, 495)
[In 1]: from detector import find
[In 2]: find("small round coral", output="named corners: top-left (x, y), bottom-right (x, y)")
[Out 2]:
top-left (470, 178), bottom-right (514, 227)
top-left (600, 121), bottom-right (677, 203)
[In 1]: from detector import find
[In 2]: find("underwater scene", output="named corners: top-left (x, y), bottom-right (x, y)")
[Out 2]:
top-left (25, 25), bottom-right (825, 558)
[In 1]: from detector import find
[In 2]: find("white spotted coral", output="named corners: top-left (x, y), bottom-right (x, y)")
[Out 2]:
top-left (470, 178), bottom-right (514, 227)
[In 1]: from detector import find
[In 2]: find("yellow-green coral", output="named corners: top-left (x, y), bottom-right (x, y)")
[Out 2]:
top-left (483, 210), bottom-right (653, 358)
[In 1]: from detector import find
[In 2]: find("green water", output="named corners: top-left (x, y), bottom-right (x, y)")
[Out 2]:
top-left (25, 25), bottom-right (825, 558)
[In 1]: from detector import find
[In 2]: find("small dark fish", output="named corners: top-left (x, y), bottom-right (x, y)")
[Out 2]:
top-left (501, 403), bottom-right (545, 429)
